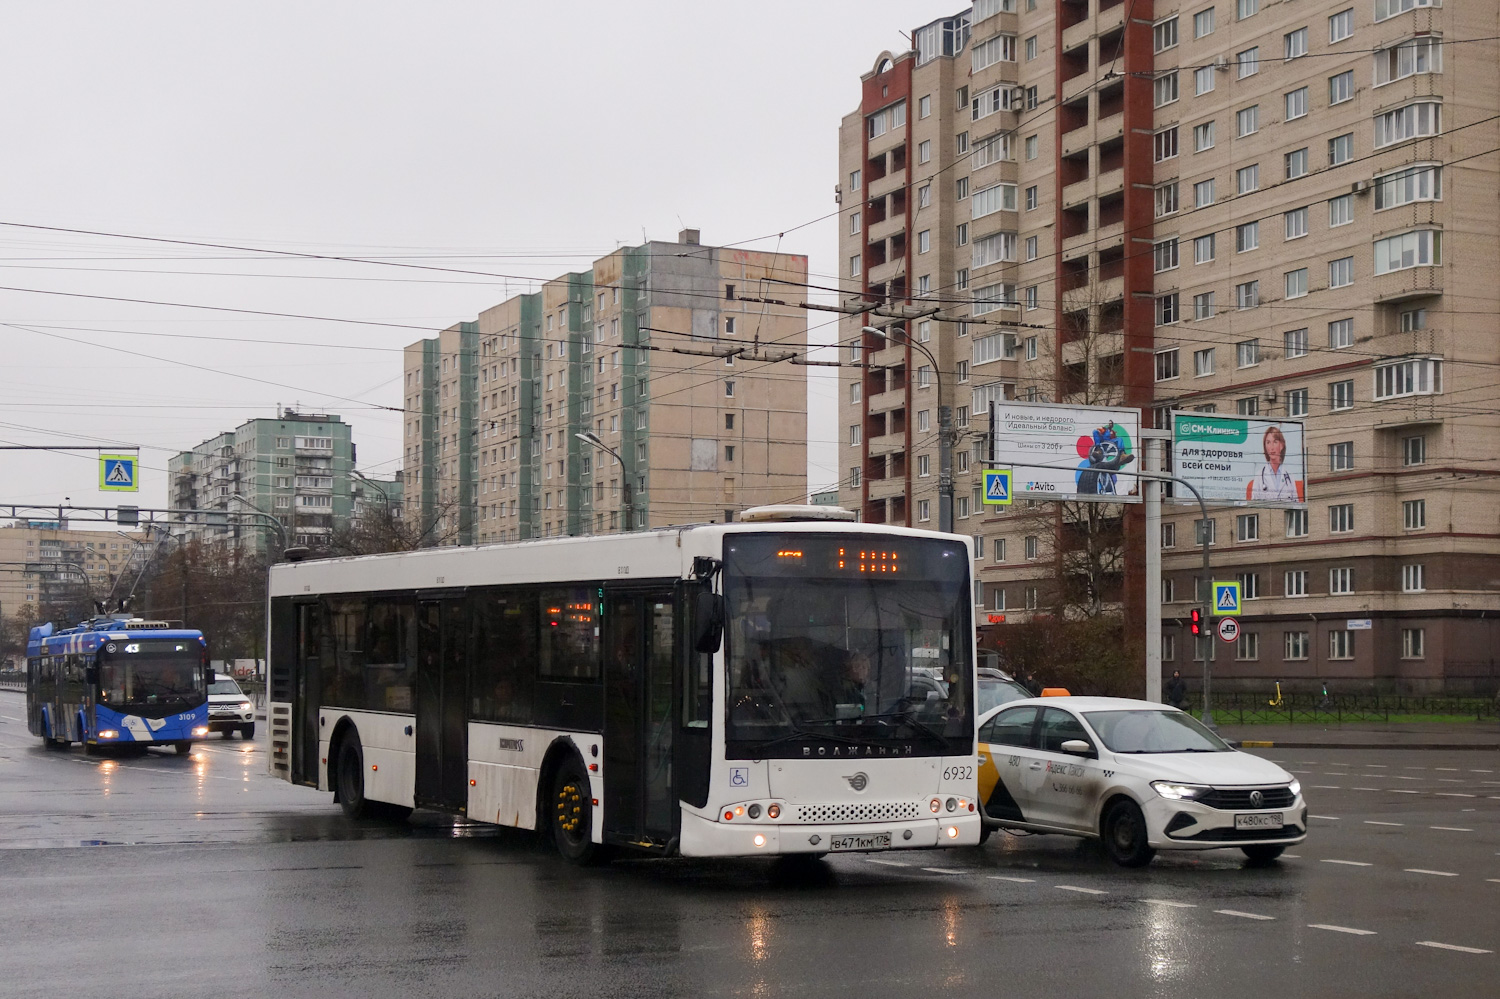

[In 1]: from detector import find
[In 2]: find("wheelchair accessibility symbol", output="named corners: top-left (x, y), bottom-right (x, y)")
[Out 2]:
top-left (729, 767), bottom-right (749, 788)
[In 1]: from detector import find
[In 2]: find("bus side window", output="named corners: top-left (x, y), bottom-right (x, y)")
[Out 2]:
top-left (470, 587), bottom-right (536, 723)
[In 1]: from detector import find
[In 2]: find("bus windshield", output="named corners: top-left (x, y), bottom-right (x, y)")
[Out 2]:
top-left (723, 533), bottom-right (973, 758)
top-left (98, 640), bottom-right (206, 710)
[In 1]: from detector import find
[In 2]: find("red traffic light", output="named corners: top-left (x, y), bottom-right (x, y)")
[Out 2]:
top-left (1189, 608), bottom-right (1203, 635)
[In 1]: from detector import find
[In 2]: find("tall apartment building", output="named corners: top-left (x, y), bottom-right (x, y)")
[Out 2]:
top-left (403, 231), bottom-right (809, 544)
top-left (170, 412), bottom-right (355, 551)
top-left (0, 522), bottom-right (152, 625)
top-left (840, 1), bottom-right (1500, 691)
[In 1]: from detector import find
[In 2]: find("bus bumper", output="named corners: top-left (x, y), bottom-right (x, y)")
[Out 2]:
top-left (678, 810), bottom-right (983, 858)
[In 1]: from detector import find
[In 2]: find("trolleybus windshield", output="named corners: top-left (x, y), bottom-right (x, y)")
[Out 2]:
top-left (722, 533), bottom-right (973, 758)
top-left (98, 639), bottom-right (206, 712)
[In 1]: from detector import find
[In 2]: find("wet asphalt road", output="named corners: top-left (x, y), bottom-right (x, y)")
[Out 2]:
top-left (2, 689), bottom-right (1497, 999)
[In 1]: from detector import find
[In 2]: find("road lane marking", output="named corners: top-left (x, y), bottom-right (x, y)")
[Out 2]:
top-left (1364, 821), bottom-right (1403, 826)
top-left (1435, 767), bottom-right (1459, 771)
top-left (1405, 869), bottom-right (1458, 877)
top-left (1472, 769), bottom-right (1493, 774)
top-left (1486, 879), bottom-right (1500, 884)
top-left (1391, 775), bottom-right (1423, 780)
top-left (1216, 909), bottom-right (1275, 921)
top-left (1352, 787), bottom-right (1379, 791)
top-left (1311, 786), bottom-right (1341, 790)
top-left (1309, 924), bottom-right (1376, 936)
top-left (1055, 885), bottom-right (1107, 895)
top-left (0, 715), bottom-right (21, 723)
top-left (1430, 826), bottom-right (1473, 832)
top-left (1321, 859), bottom-right (1372, 867)
top-left (1437, 779), bottom-right (1464, 784)
top-left (867, 859), bottom-right (909, 867)
top-left (1416, 941), bottom-right (1492, 955)
top-left (921, 867), bottom-right (966, 875)
top-left (1283, 854), bottom-right (1301, 859)
top-left (1391, 790), bottom-right (1420, 794)
top-left (1310, 814), bottom-right (1341, 820)
top-left (1142, 899), bottom-right (1196, 908)
top-left (1366, 764), bottom-right (1387, 768)
top-left (989, 875), bottom-right (1035, 883)
top-left (1404, 766), bottom-right (1427, 770)
top-left (1437, 793), bottom-right (1476, 798)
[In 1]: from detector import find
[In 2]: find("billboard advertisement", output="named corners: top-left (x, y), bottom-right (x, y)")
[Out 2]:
top-left (1171, 413), bottom-right (1306, 507)
top-left (989, 402), bottom-right (1141, 502)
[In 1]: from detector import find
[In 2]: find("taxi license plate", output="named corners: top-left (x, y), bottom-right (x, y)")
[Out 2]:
top-left (1234, 813), bottom-right (1284, 831)
top-left (829, 832), bottom-right (891, 852)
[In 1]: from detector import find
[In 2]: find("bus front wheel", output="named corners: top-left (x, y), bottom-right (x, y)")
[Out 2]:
top-left (549, 760), bottom-right (602, 864)
top-left (336, 731), bottom-right (374, 820)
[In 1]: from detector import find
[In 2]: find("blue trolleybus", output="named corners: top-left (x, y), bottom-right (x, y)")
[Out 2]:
top-left (27, 617), bottom-right (213, 753)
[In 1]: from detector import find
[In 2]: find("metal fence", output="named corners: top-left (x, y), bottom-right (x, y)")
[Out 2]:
top-left (1210, 690), bottom-right (1500, 724)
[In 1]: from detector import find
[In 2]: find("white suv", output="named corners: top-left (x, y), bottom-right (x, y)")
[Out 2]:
top-left (207, 674), bottom-right (256, 739)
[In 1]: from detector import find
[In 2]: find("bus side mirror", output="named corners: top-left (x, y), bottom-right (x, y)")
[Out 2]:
top-left (203, 665), bottom-right (215, 688)
top-left (693, 591), bottom-right (724, 654)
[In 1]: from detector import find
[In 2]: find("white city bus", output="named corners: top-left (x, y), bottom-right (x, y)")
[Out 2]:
top-left (266, 507), bottom-right (981, 862)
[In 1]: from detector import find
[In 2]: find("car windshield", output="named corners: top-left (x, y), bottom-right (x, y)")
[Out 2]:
top-left (977, 676), bottom-right (1032, 713)
top-left (209, 678), bottom-right (244, 696)
top-left (723, 532), bottom-right (974, 757)
top-left (1084, 709), bottom-right (1231, 754)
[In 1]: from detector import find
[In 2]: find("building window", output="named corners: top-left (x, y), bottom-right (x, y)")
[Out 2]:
top-left (1329, 318), bottom-right (1354, 349)
top-left (1328, 70), bottom-right (1354, 105)
top-left (1236, 340), bottom-right (1260, 368)
top-left (850, 169), bottom-right (862, 191)
top-left (1194, 65), bottom-right (1215, 96)
top-left (1402, 563), bottom-right (1426, 592)
top-left (849, 212), bottom-right (861, 235)
top-left (956, 177), bottom-right (969, 201)
top-left (1401, 628), bottom-right (1425, 659)
top-left (1403, 498), bottom-right (1427, 530)
top-left (1237, 46), bottom-right (1260, 78)
top-left (1237, 0), bottom-right (1259, 18)
top-left (1283, 328), bottom-right (1309, 359)
top-left (1329, 194), bottom-right (1354, 227)
top-left (1329, 133), bottom-right (1354, 166)
top-left (1153, 239), bottom-right (1179, 273)
top-left (956, 131), bottom-right (969, 154)
top-left (1236, 105), bottom-right (1259, 137)
top-left (957, 223), bottom-right (969, 246)
top-left (1155, 349), bottom-right (1180, 381)
top-left (1025, 235), bottom-right (1038, 260)
top-left (918, 499), bottom-right (931, 522)
top-left (1374, 230), bottom-right (1441, 274)
top-left (993, 538), bottom-right (1007, 562)
top-left (1374, 102), bottom-right (1441, 147)
top-left (1235, 221), bottom-right (1259, 252)
top-left (1153, 17), bottom-right (1178, 52)
top-left (1023, 535), bottom-right (1039, 560)
top-left (725, 445), bottom-right (735, 462)
top-left (1235, 281), bottom-right (1260, 310)
top-left (1236, 514), bottom-right (1260, 542)
top-left (1285, 508), bottom-right (1308, 538)
top-left (1025, 135), bottom-right (1039, 160)
top-left (1329, 504), bottom-right (1354, 533)
top-left (1193, 348), bottom-right (1216, 378)
top-left (918, 410), bottom-right (931, 432)
top-left (849, 466), bottom-right (861, 488)
top-left (1284, 27), bottom-right (1308, 60)
top-left (849, 254), bottom-right (861, 277)
top-left (1285, 631), bottom-right (1310, 661)
top-left (1329, 256), bottom-right (1354, 288)
top-left (1285, 268), bottom-right (1308, 300)
top-left (919, 139), bottom-right (931, 164)
top-left (1161, 523), bottom-right (1176, 548)
top-left (1330, 380), bottom-right (1354, 410)
top-left (1329, 441), bottom-right (1354, 471)
top-left (1193, 234), bottom-right (1215, 264)
top-left (1236, 164), bottom-right (1259, 195)
top-left (918, 454), bottom-right (931, 477)
top-left (1285, 148), bottom-right (1308, 180)
top-left (1025, 587), bottom-right (1039, 611)
top-left (1194, 179), bottom-right (1215, 207)
top-left (849, 425), bottom-right (861, 446)
top-left (1285, 570), bottom-right (1308, 597)
top-left (1403, 435), bottom-right (1426, 466)
top-left (1329, 8), bottom-right (1353, 42)
top-left (1156, 293), bottom-right (1179, 325)
top-left (1194, 518), bottom-right (1216, 546)
top-left (1154, 72), bottom-right (1179, 107)
top-left (1376, 165), bottom-right (1441, 210)
top-left (1194, 8), bottom-right (1215, 37)
top-left (1154, 128), bottom-right (1178, 162)
top-left (1329, 567), bottom-right (1354, 594)
top-left (993, 589), bottom-right (1007, 611)
top-left (1286, 388), bottom-right (1309, 416)
top-left (1025, 35), bottom-right (1037, 60)
top-left (1236, 632), bottom-right (1260, 661)
top-left (1155, 183), bottom-right (1179, 217)
top-left (918, 230), bottom-right (931, 254)
top-left (1375, 36), bottom-right (1442, 86)
top-left (1025, 185), bottom-right (1039, 210)
top-left (1329, 630), bottom-right (1355, 660)
top-left (919, 94), bottom-right (931, 119)
top-left (1374, 357), bottom-right (1442, 399)
top-left (1193, 121), bottom-right (1215, 152)
top-left (1162, 577), bottom-right (1175, 603)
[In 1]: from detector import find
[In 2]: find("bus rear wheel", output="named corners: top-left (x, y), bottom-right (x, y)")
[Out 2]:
top-left (336, 731), bottom-right (374, 820)
top-left (549, 760), bottom-right (601, 864)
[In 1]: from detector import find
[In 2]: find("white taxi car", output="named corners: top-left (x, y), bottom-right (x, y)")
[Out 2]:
top-left (977, 696), bottom-right (1306, 866)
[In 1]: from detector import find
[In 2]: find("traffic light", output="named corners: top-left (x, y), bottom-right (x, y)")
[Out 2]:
top-left (1189, 607), bottom-right (1203, 636)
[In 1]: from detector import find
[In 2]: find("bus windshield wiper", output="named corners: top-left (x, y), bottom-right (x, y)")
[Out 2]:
top-left (752, 720), bottom-right (867, 752)
top-left (860, 710), bottom-right (951, 751)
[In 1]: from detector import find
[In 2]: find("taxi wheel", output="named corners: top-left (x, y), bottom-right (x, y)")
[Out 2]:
top-left (1102, 799), bottom-right (1156, 868)
top-left (1242, 844), bottom-right (1285, 864)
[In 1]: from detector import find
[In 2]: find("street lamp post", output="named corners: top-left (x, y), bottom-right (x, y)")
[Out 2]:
top-left (864, 324), bottom-right (952, 533)
top-left (575, 432), bottom-right (631, 532)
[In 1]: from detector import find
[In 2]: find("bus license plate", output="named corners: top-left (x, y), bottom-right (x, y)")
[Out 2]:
top-left (829, 832), bottom-right (891, 852)
top-left (1234, 813), bottom-right (1284, 831)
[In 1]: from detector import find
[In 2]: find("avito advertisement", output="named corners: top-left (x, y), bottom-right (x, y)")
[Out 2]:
top-left (989, 402), bottom-right (1141, 502)
top-left (1172, 412), bottom-right (1306, 507)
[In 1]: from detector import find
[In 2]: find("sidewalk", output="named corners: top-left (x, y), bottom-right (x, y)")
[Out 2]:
top-left (1218, 721), bottom-right (1500, 751)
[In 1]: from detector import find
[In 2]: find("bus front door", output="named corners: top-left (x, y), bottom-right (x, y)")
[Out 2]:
top-left (417, 598), bottom-right (468, 812)
top-left (294, 602), bottom-right (321, 787)
top-left (604, 589), bottom-right (676, 847)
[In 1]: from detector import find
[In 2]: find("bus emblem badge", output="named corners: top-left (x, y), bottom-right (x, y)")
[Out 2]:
top-left (844, 772), bottom-right (869, 792)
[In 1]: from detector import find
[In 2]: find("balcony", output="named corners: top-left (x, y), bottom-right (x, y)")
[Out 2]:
top-left (867, 476), bottom-right (907, 502)
top-left (1096, 111), bottom-right (1124, 145)
top-left (1061, 122), bottom-right (1090, 158)
top-left (1061, 18), bottom-right (1094, 56)
top-left (1096, 167), bottom-right (1124, 200)
top-left (869, 387), bottom-right (907, 413)
top-left (868, 431), bottom-right (906, 457)
top-left (1371, 268), bottom-right (1443, 304)
top-left (868, 213), bottom-right (905, 246)
top-left (869, 257), bottom-right (905, 286)
top-left (869, 167), bottom-right (908, 201)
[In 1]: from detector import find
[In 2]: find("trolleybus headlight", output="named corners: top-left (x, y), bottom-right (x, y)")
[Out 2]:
top-left (930, 798), bottom-right (941, 813)
top-left (192, 726), bottom-right (209, 737)
top-left (98, 729), bottom-right (118, 739)
top-left (752, 834), bottom-right (766, 848)
top-left (747, 803), bottom-right (761, 819)
top-left (767, 804), bottom-right (781, 819)
top-left (945, 826), bottom-right (959, 839)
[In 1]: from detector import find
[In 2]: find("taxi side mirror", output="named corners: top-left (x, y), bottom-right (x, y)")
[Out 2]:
top-left (1060, 739), bottom-right (1094, 756)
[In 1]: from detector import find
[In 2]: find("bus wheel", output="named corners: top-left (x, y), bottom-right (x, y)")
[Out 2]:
top-left (173, 741), bottom-right (193, 755)
top-left (336, 731), bottom-right (374, 820)
top-left (549, 759), bottom-right (601, 864)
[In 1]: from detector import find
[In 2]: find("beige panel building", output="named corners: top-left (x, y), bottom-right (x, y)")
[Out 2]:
top-left (403, 231), bottom-right (809, 543)
top-left (0, 522), bottom-right (153, 627)
top-left (840, 1), bottom-right (1500, 692)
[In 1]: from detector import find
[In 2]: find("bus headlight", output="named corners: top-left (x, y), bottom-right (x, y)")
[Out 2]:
top-left (98, 730), bottom-right (118, 739)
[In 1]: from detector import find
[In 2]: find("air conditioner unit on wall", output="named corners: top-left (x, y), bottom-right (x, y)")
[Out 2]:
top-left (1351, 179), bottom-right (1371, 194)
top-left (1214, 54), bottom-right (1231, 70)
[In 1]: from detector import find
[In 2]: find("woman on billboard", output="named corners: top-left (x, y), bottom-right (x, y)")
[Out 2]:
top-left (1246, 425), bottom-right (1304, 502)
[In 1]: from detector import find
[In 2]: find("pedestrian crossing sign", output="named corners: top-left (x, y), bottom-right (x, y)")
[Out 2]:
top-left (982, 469), bottom-right (1013, 505)
top-left (1212, 581), bottom-right (1241, 616)
top-left (99, 454), bottom-right (138, 492)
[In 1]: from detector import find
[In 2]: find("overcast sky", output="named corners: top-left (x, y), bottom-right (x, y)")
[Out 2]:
top-left (0, 1), bottom-right (937, 517)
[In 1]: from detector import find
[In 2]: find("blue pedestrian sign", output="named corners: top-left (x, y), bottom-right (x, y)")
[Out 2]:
top-left (99, 454), bottom-right (139, 492)
top-left (982, 469), bottom-right (1013, 505)
top-left (1212, 581), bottom-right (1241, 616)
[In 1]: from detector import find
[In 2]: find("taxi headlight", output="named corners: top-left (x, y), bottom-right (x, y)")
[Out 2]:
top-left (1152, 781), bottom-right (1211, 801)
top-left (1288, 779), bottom-right (1301, 798)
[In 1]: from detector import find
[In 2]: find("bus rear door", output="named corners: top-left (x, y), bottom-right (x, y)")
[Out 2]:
top-left (417, 597), bottom-right (468, 812)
